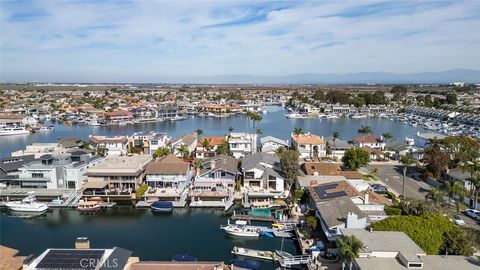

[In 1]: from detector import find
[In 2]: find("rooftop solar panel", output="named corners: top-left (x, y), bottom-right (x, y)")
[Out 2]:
top-left (36, 249), bottom-right (105, 270)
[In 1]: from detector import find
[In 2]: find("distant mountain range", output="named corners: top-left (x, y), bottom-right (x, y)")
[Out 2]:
top-left (151, 68), bottom-right (479, 84)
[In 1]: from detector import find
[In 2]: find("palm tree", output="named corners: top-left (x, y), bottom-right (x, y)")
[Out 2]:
top-left (256, 128), bottom-right (262, 136)
top-left (246, 111), bottom-right (262, 151)
top-left (442, 181), bottom-right (454, 205)
top-left (337, 235), bottom-right (363, 270)
top-left (201, 138), bottom-right (212, 151)
top-left (400, 154), bottom-right (415, 200)
top-left (152, 147), bottom-right (170, 158)
top-left (357, 125), bottom-right (372, 138)
top-left (332, 131), bottom-right (340, 158)
top-left (195, 129), bottom-right (203, 137)
top-left (425, 187), bottom-right (444, 206)
top-left (176, 144), bottom-right (190, 159)
top-left (462, 160), bottom-right (480, 209)
top-left (228, 127), bottom-right (234, 133)
top-left (382, 132), bottom-right (393, 143)
top-left (194, 158), bottom-right (203, 176)
top-left (452, 181), bottom-right (468, 213)
top-left (293, 127), bottom-right (303, 136)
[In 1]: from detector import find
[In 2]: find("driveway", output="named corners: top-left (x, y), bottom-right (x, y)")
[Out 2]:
top-left (366, 164), bottom-right (431, 200)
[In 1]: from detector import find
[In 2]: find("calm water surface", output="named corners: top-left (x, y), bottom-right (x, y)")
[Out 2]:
top-left (0, 107), bottom-right (426, 157)
top-left (0, 207), bottom-right (297, 268)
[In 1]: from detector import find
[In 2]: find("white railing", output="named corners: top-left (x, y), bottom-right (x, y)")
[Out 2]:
top-left (278, 255), bottom-right (311, 267)
top-left (224, 193), bottom-right (235, 211)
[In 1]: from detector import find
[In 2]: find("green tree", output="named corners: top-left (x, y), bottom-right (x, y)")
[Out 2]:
top-left (445, 92), bottom-right (458, 105)
top-left (279, 149), bottom-right (300, 180)
top-left (228, 127), bottom-right (234, 133)
top-left (462, 160), bottom-right (480, 209)
top-left (440, 136), bottom-right (480, 168)
top-left (195, 129), bottom-right (203, 137)
top-left (342, 147), bottom-right (370, 169)
top-left (306, 216), bottom-right (318, 231)
top-left (176, 144), bottom-right (190, 159)
top-left (331, 131), bottom-right (340, 158)
top-left (312, 89), bottom-right (325, 101)
top-left (400, 154), bottom-right (415, 200)
top-left (425, 188), bottom-right (444, 206)
top-left (293, 127), bottom-right (303, 136)
top-left (135, 183), bottom-right (149, 200)
top-left (422, 145), bottom-right (449, 179)
top-left (382, 132), bottom-right (393, 144)
top-left (194, 158), bottom-right (203, 176)
top-left (216, 140), bottom-right (231, 156)
top-left (357, 125), bottom-right (372, 138)
top-left (371, 214), bottom-right (458, 255)
top-left (200, 138), bottom-right (212, 151)
top-left (293, 189), bottom-right (304, 203)
top-left (274, 146), bottom-right (287, 158)
top-left (441, 229), bottom-right (474, 256)
top-left (153, 147), bottom-right (170, 158)
top-left (337, 235), bottom-right (363, 270)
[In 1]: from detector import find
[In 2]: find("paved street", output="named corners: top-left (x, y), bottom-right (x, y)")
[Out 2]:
top-left (366, 164), bottom-right (431, 200)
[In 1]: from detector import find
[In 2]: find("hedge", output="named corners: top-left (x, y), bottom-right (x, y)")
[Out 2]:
top-left (384, 206), bottom-right (402, 216)
top-left (371, 214), bottom-right (457, 254)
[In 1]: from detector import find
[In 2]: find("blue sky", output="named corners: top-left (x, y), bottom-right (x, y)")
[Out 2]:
top-left (1, 0), bottom-right (479, 82)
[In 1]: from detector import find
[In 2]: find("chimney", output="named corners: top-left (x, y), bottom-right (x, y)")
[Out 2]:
top-left (364, 193), bottom-right (369, 204)
top-left (75, 237), bottom-right (90, 249)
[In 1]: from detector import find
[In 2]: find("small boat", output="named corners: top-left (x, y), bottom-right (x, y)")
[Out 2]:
top-left (232, 246), bottom-right (275, 261)
top-left (260, 231), bottom-right (274, 238)
top-left (4, 192), bottom-right (48, 213)
top-left (150, 201), bottom-right (173, 212)
top-left (231, 259), bottom-right (261, 270)
top-left (90, 197), bottom-right (103, 202)
top-left (77, 201), bottom-right (101, 212)
top-left (39, 126), bottom-right (54, 132)
top-left (172, 254), bottom-right (198, 262)
top-left (50, 198), bottom-right (63, 205)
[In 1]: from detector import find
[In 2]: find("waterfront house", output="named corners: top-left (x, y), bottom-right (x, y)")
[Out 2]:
top-left (128, 131), bottom-right (169, 155)
top-left (14, 152), bottom-right (104, 190)
top-left (170, 132), bottom-right (198, 158)
top-left (352, 135), bottom-right (386, 150)
top-left (101, 110), bottom-right (133, 125)
top-left (190, 154), bottom-right (237, 208)
top-left (195, 136), bottom-right (228, 159)
top-left (0, 155), bottom-right (35, 187)
top-left (156, 105), bottom-right (179, 119)
top-left (144, 154), bottom-right (192, 205)
top-left (11, 143), bottom-right (66, 159)
top-left (341, 228), bottom-right (479, 270)
top-left (324, 137), bottom-right (354, 159)
top-left (89, 135), bottom-right (128, 156)
top-left (228, 132), bottom-right (257, 159)
top-left (291, 133), bottom-right (327, 158)
top-left (241, 152), bottom-right (286, 207)
top-left (260, 136), bottom-right (289, 154)
top-left (85, 155), bottom-right (152, 193)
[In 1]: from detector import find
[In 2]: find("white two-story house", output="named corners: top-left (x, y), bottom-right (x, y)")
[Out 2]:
top-left (228, 133), bottom-right (257, 159)
top-left (89, 135), bottom-right (128, 156)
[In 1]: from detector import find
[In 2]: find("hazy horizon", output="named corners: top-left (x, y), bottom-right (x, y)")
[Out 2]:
top-left (1, 1), bottom-right (480, 82)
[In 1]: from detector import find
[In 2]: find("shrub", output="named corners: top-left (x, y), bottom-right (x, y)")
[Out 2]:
top-left (386, 191), bottom-right (398, 204)
top-left (135, 183), bottom-right (149, 200)
top-left (371, 214), bottom-right (458, 254)
top-left (384, 206), bottom-right (402, 216)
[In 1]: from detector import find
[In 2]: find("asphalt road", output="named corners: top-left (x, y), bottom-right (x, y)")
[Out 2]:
top-left (366, 164), bottom-right (431, 200)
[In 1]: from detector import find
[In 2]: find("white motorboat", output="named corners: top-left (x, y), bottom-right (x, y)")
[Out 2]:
top-left (4, 192), bottom-right (48, 212)
top-left (220, 220), bottom-right (260, 237)
top-left (0, 125), bottom-right (30, 136)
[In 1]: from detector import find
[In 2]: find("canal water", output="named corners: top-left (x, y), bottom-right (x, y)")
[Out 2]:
top-left (0, 107), bottom-right (427, 157)
top-left (0, 107), bottom-right (427, 266)
top-left (0, 207), bottom-right (298, 269)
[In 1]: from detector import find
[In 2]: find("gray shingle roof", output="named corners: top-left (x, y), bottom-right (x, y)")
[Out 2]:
top-left (242, 152), bottom-right (279, 170)
top-left (315, 196), bottom-right (365, 228)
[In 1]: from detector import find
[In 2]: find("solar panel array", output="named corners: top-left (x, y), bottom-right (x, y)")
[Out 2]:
top-left (36, 249), bottom-right (104, 270)
top-left (314, 183), bottom-right (348, 200)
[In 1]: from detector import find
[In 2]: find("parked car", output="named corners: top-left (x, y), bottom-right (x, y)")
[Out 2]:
top-left (464, 209), bottom-right (480, 221)
top-left (370, 184), bottom-right (388, 194)
top-left (451, 215), bottom-right (465, 226)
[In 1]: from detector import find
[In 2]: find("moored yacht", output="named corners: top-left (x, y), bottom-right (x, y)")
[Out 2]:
top-left (4, 192), bottom-right (48, 212)
top-left (0, 125), bottom-right (30, 136)
top-left (220, 220), bottom-right (260, 237)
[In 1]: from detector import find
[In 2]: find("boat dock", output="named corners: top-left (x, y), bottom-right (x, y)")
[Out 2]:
top-left (231, 246), bottom-right (313, 268)
top-left (231, 214), bottom-right (276, 222)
